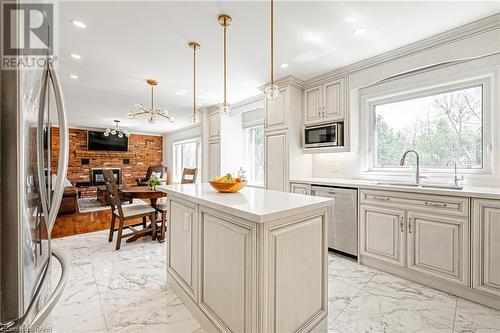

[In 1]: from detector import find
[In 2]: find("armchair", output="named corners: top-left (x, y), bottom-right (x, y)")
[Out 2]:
top-left (136, 165), bottom-right (167, 186)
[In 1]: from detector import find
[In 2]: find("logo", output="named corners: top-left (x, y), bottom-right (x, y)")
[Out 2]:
top-left (2, 2), bottom-right (54, 69)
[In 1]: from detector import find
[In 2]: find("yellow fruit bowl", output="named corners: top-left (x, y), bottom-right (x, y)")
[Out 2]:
top-left (209, 180), bottom-right (247, 193)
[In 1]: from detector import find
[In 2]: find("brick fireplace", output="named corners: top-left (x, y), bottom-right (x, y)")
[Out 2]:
top-left (91, 168), bottom-right (121, 186)
top-left (50, 128), bottom-right (163, 198)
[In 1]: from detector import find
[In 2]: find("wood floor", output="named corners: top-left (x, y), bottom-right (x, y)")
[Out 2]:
top-left (52, 206), bottom-right (151, 239)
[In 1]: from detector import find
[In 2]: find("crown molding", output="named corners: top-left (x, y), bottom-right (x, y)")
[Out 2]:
top-left (258, 75), bottom-right (305, 92)
top-left (304, 12), bottom-right (500, 88)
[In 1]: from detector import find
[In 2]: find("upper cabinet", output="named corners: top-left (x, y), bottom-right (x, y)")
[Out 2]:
top-left (264, 87), bottom-right (287, 131)
top-left (208, 111), bottom-right (221, 141)
top-left (304, 77), bottom-right (346, 127)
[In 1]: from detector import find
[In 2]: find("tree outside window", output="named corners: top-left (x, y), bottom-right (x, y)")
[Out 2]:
top-left (374, 85), bottom-right (482, 169)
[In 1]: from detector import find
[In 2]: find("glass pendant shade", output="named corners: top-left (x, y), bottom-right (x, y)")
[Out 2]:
top-left (265, 84), bottom-right (280, 100)
top-left (219, 102), bottom-right (231, 115)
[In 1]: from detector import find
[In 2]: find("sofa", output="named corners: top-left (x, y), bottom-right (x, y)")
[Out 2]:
top-left (58, 186), bottom-right (78, 214)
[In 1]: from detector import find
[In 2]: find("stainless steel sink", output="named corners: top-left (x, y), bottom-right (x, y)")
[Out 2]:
top-left (377, 182), bottom-right (463, 190)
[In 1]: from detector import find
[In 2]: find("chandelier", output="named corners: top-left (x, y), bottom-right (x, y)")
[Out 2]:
top-left (189, 41), bottom-right (200, 123)
top-left (218, 14), bottom-right (232, 115)
top-left (104, 120), bottom-right (129, 138)
top-left (265, 0), bottom-right (279, 100)
top-left (128, 79), bottom-right (174, 124)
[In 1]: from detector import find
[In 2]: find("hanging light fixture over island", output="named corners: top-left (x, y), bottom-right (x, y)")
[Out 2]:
top-left (265, 0), bottom-right (280, 100)
top-left (127, 79), bottom-right (174, 124)
top-left (189, 41), bottom-right (201, 123)
top-left (218, 14), bottom-right (232, 115)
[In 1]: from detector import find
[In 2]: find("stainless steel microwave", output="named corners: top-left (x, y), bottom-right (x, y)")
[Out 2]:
top-left (304, 122), bottom-right (344, 148)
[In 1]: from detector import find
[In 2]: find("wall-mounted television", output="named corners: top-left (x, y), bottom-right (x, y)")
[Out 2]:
top-left (87, 131), bottom-right (128, 151)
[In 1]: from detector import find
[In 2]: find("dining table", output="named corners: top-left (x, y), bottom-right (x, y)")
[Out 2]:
top-left (118, 186), bottom-right (167, 242)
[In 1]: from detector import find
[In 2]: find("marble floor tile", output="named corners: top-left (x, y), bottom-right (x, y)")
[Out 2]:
top-left (328, 278), bottom-right (362, 321)
top-left (47, 231), bottom-right (500, 333)
top-left (454, 298), bottom-right (500, 333)
top-left (328, 253), bottom-right (377, 289)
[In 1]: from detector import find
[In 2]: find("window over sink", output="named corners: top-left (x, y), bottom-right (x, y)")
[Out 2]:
top-left (364, 75), bottom-right (492, 174)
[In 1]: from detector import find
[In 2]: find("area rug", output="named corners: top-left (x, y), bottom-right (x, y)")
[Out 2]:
top-left (77, 198), bottom-right (145, 213)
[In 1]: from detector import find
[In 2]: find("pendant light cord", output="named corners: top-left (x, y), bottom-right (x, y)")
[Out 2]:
top-left (193, 46), bottom-right (196, 117)
top-left (223, 21), bottom-right (227, 105)
top-left (270, 0), bottom-right (274, 85)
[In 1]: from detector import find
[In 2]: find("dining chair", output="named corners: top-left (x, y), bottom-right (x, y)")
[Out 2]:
top-left (155, 200), bottom-right (168, 242)
top-left (181, 168), bottom-right (198, 184)
top-left (103, 169), bottom-right (156, 250)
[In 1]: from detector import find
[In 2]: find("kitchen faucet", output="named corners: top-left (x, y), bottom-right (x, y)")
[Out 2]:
top-left (447, 161), bottom-right (464, 186)
top-left (400, 150), bottom-right (422, 185)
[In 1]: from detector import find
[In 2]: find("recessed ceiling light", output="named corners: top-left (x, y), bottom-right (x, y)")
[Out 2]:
top-left (69, 74), bottom-right (79, 79)
top-left (353, 27), bottom-right (368, 36)
top-left (69, 53), bottom-right (81, 60)
top-left (71, 19), bottom-right (86, 29)
top-left (280, 63), bottom-right (289, 68)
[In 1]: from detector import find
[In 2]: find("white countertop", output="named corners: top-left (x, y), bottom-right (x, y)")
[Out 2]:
top-left (290, 177), bottom-right (500, 200)
top-left (157, 183), bottom-right (333, 223)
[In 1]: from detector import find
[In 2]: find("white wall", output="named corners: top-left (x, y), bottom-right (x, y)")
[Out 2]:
top-left (310, 25), bottom-right (500, 187)
top-left (163, 124), bottom-right (203, 184)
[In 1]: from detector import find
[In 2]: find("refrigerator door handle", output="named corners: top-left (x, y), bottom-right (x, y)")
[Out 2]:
top-left (47, 59), bottom-right (69, 233)
top-left (30, 249), bottom-right (69, 329)
top-left (36, 70), bottom-right (50, 221)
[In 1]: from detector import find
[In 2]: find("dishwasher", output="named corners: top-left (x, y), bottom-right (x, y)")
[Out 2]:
top-left (310, 185), bottom-right (358, 257)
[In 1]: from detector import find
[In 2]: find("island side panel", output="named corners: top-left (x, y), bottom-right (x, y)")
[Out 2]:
top-left (262, 207), bottom-right (329, 333)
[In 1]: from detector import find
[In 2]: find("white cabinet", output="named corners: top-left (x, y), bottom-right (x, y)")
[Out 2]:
top-left (167, 199), bottom-right (198, 301)
top-left (265, 131), bottom-right (288, 192)
top-left (360, 189), bottom-right (470, 287)
top-left (290, 182), bottom-right (310, 195)
top-left (323, 78), bottom-right (345, 122)
top-left (360, 205), bottom-right (406, 267)
top-left (304, 77), bottom-right (345, 126)
top-left (208, 141), bottom-right (220, 180)
top-left (264, 87), bottom-right (287, 131)
top-left (407, 212), bottom-right (469, 285)
top-left (473, 199), bottom-right (500, 297)
top-left (304, 86), bottom-right (322, 125)
top-left (208, 111), bottom-right (220, 140)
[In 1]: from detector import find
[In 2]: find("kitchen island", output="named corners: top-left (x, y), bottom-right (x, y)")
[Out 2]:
top-left (157, 183), bottom-right (333, 333)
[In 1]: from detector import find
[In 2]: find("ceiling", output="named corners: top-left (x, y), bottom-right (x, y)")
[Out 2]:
top-left (56, 1), bottom-right (500, 134)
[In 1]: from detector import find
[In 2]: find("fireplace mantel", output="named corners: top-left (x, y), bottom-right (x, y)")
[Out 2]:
top-left (74, 150), bottom-right (137, 159)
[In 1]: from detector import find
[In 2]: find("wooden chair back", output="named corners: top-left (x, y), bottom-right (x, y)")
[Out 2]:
top-left (146, 165), bottom-right (166, 180)
top-left (103, 169), bottom-right (124, 219)
top-left (181, 168), bottom-right (198, 184)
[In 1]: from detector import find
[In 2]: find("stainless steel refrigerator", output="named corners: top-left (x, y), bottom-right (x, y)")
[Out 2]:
top-left (1, 2), bottom-right (70, 331)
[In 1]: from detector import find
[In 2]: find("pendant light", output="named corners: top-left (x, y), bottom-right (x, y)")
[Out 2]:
top-left (218, 14), bottom-right (232, 115)
top-left (189, 41), bottom-right (200, 123)
top-left (265, 0), bottom-right (279, 100)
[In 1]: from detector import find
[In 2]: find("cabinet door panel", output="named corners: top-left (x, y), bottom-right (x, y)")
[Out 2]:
top-left (168, 200), bottom-right (197, 299)
top-left (265, 131), bottom-right (288, 192)
top-left (200, 213), bottom-right (255, 333)
top-left (360, 205), bottom-right (405, 266)
top-left (208, 112), bottom-right (220, 139)
top-left (290, 183), bottom-right (310, 195)
top-left (407, 212), bottom-right (469, 285)
top-left (323, 79), bottom-right (344, 122)
top-left (265, 89), bottom-right (287, 130)
top-left (473, 199), bottom-right (500, 297)
top-left (209, 141), bottom-right (220, 180)
top-left (304, 86), bottom-right (322, 126)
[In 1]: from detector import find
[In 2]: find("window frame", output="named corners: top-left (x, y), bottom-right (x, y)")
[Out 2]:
top-left (243, 125), bottom-right (264, 187)
top-left (362, 75), bottom-right (492, 176)
top-left (172, 137), bottom-right (202, 183)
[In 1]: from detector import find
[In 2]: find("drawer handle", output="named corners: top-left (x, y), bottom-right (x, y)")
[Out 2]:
top-left (372, 196), bottom-right (390, 201)
top-left (424, 201), bottom-right (448, 208)
top-left (408, 217), bottom-right (412, 234)
top-left (400, 216), bottom-right (404, 232)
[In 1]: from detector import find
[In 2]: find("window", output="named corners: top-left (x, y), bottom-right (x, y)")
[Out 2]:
top-left (173, 138), bottom-right (201, 183)
top-left (244, 126), bottom-right (264, 186)
top-left (372, 84), bottom-right (484, 170)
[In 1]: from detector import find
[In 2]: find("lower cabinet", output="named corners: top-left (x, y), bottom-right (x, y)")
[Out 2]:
top-left (360, 205), bottom-right (406, 267)
top-left (290, 182), bottom-right (310, 195)
top-left (407, 212), bottom-right (469, 285)
top-left (168, 199), bottom-right (198, 300)
top-left (360, 189), bottom-right (471, 287)
top-left (472, 199), bottom-right (500, 297)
